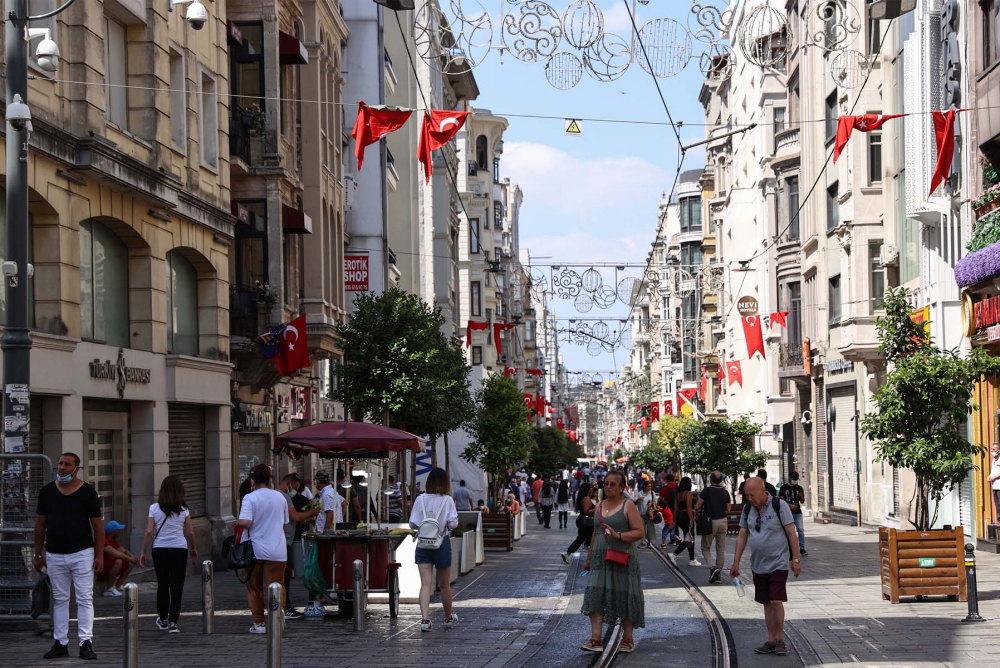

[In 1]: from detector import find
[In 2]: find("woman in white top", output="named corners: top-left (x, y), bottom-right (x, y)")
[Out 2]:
top-left (408, 467), bottom-right (459, 632)
top-left (139, 476), bottom-right (197, 634)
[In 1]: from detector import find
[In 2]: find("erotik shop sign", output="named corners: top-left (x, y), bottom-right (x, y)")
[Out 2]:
top-left (974, 294), bottom-right (1000, 331)
top-left (344, 255), bottom-right (369, 292)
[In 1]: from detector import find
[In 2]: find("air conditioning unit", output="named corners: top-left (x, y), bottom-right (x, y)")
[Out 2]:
top-left (879, 243), bottom-right (899, 268)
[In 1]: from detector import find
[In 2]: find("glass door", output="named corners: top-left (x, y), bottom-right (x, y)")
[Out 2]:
top-left (87, 430), bottom-right (115, 519)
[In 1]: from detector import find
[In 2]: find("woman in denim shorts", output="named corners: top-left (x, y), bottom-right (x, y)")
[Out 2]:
top-left (409, 468), bottom-right (459, 632)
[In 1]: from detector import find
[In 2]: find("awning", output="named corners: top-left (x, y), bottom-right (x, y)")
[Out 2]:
top-left (275, 421), bottom-right (425, 459)
top-left (281, 204), bottom-right (312, 234)
top-left (227, 21), bottom-right (243, 45)
top-left (279, 31), bottom-right (308, 65)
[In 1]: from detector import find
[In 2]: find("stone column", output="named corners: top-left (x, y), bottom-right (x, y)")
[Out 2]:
top-left (205, 403), bottom-right (234, 558)
top-left (129, 401), bottom-right (169, 556)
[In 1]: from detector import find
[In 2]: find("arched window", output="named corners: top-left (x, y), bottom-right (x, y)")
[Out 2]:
top-left (475, 135), bottom-right (488, 171)
top-left (80, 220), bottom-right (129, 347)
top-left (166, 250), bottom-right (199, 355)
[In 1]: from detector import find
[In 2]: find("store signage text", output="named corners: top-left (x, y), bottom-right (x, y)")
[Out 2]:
top-left (737, 296), bottom-right (759, 316)
top-left (344, 255), bottom-right (369, 292)
top-left (974, 294), bottom-right (1000, 330)
top-left (987, 324), bottom-right (1000, 343)
top-left (825, 358), bottom-right (853, 374)
top-left (238, 403), bottom-right (273, 432)
top-left (90, 348), bottom-right (151, 399)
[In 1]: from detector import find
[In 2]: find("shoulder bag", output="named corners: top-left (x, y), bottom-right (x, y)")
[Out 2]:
top-left (226, 523), bottom-right (255, 574)
top-left (600, 503), bottom-right (630, 567)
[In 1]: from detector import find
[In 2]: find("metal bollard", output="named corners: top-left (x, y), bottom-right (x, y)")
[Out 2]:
top-left (201, 560), bottom-right (214, 634)
top-left (123, 582), bottom-right (139, 668)
top-left (963, 543), bottom-right (985, 622)
top-left (266, 582), bottom-right (284, 668)
top-left (352, 559), bottom-right (366, 632)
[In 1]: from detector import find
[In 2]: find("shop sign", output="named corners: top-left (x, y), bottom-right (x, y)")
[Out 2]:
top-left (909, 305), bottom-right (930, 333)
top-left (825, 358), bottom-right (853, 374)
top-left (90, 348), bottom-right (151, 399)
top-left (919, 557), bottom-right (937, 568)
top-left (236, 403), bottom-right (272, 432)
top-left (737, 296), bottom-right (759, 316)
top-left (975, 294), bottom-right (1000, 330)
top-left (290, 386), bottom-right (309, 421)
top-left (345, 255), bottom-right (369, 291)
top-left (319, 399), bottom-right (341, 421)
top-left (987, 324), bottom-right (1000, 343)
top-left (802, 338), bottom-right (811, 375)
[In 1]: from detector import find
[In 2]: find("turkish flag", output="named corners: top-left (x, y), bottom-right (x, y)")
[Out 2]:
top-left (351, 102), bottom-right (412, 170)
top-left (727, 360), bottom-right (743, 388)
top-left (466, 320), bottom-right (489, 347)
top-left (523, 394), bottom-right (533, 408)
top-left (664, 401), bottom-right (673, 415)
top-left (417, 110), bottom-right (470, 183)
top-left (742, 315), bottom-right (766, 359)
top-left (677, 388), bottom-right (698, 409)
top-left (834, 114), bottom-right (904, 163)
top-left (651, 402), bottom-right (660, 422)
top-left (503, 367), bottom-right (517, 377)
top-left (493, 323), bottom-right (516, 351)
top-left (557, 417), bottom-right (564, 429)
top-left (274, 314), bottom-right (310, 376)
top-left (640, 417), bottom-right (648, 430)
top-left (929, 109), bottom-right (962, 195)
top-left (700, 366), bottom-right (708, 402)
top-left (770, 311), bottom-right (789, 329)
top-left (525, 368), bottom-right (543, 376)
top-left (535, 394), bottom-right (545, 415)
top-left (719, 364), bottom-right (726, 392)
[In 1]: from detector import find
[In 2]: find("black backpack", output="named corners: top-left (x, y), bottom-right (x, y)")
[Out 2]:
top-left (742, 497), bottom-right (793, 557)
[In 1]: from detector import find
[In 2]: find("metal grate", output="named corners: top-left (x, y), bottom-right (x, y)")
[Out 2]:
top-left (0, 454), bottom-right (53, 619)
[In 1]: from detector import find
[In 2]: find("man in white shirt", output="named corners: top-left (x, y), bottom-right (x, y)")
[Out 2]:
top-left (313, 470), bottom-right (346, 533)
top-left (988, 443), bottom-right (1000, 527)
top-left (237, 465), bottom-right (289, 634)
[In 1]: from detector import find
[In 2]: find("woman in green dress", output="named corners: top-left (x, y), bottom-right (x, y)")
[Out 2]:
top-left (581, 469), bottom-right (645, 653)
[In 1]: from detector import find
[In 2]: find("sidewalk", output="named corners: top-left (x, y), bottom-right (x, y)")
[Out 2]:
top-left (0, 518), bottom-right (572, 668)
top-left (690, 519), bottom-right (1000, 667)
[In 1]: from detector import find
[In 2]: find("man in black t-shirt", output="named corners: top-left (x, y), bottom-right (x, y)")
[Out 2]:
top-left (279, 474), bottom-right (320, 618)
top-left (757, 469), bottom-right (778, 497)
top-left (695, 471), bottom-right (732, 583)
top-left (34, 452), bottom-right (104, 661)
top-left (779, 472), bottom-right (807, 555)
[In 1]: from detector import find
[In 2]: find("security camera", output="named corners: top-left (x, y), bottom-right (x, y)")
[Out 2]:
top-left (169, 0), bottom-right (208, 30)
top-left (6, 94), bottom-right (32, 133)
top-left (27, 29), bottom-right (59, 73)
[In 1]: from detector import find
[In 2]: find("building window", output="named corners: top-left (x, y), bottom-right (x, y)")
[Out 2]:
top-left (825, 92), bottom-right (837, 144)
top-left (869, 241), bottom-right (885, 310)
top-left (471, 346), bottom-right (483, 366)
top-left (471, 281), bottom-right (482, 317)
top-left (788, 281), bottom-right (801, 346)
top-left (826, 181), bottom-right (839, 231)
top-left (236, 201), bottom-right (268, 289)
top-left (774, 107), bottom-right (785, 135)
top-left (493, 157), bottom-right (500, 182)
top-left (494, 202), bottom-right (503, 229)
top-left (80, 220), bottom-right (129, 347)
top-left (525, 319), bottom-right (533, 340)
top-left (231, 23), bottom-right (265, 114)
top-left (679, 197), bottom-right (702, 233)
top-left (469, 217), bottom-right (480, 254)
top-left (166, 250), bottom-right (199, 355)
top-left (169, 48), bottom-right (186, 149)
top-left (199, 69), bottom-right (218, 167)
top-left (104, 15), bottom-right (128, 129)
top-left (476, 136), bottom-right (488, 171)
top-left (786, 176), bottom-right (800, 241)
top-left (868, 129), bottom-right (882, 184)
top-left (867, 19), bottom-right (881, 54)
top-left (986, 0), bottom-right (999, 69)
top-left (680, 242), bottom-right (703, 269)
top-left (828, 275), bottom-right (841, 324)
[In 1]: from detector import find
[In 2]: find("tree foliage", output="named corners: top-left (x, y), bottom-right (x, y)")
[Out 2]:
top-left (463, 374), bottom-right (534, 493)
top-left (528, 426), bottom-right (583, 476)
top-left (630, 416), bottom-right (689, 473)
top-left (678, 416), bottom-right (766, 493)
top-left (860, 287), bottom-right (1000, 530)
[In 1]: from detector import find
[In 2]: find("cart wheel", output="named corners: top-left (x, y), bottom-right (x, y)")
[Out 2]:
top-left (388, 569), bottom-right (400, 619)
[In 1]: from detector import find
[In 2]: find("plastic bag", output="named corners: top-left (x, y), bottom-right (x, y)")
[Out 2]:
top-left (303, 544), bottom-right (329, 596)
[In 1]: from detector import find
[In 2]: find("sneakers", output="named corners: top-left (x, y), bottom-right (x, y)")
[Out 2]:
top-left (168, 623), bottom-right (179, 634)
top-left (420, 619), bottom-right (432, 632)
top-left (155, 618), bottom-right (170, 631)
top-left (249, 623), bottom-right (266, 634)
top-left (79, 640), bottom-right (97, 661)
top-left (561, 552), bottom-right (570, 564)
top-left (800, 549), bottom-right (808, 556)
top-left (689, 559), bottom-right (703, 567)
top-left (709, 568), bottom-right (722, 584)
top-left (667, 553), bottom-right (677, 565)
top-left (284, 609), bottom-right (305, 620)
top-left (774, 639), bottom-right (788, 656)
top-left (754, 641), bottom-right (776, 654)
top-left (43, 641), bottom-right (68, 659)
top-left (445, 614), bottom-right (459, 629)
top-left (102, 586), bottom-right (122, 597)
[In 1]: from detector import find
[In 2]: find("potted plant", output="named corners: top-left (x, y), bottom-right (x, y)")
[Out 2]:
top-left (860, 288), bottom-right (1000, 603)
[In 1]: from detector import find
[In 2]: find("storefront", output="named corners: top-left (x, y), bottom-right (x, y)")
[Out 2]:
top-left (234, 402), bottom-right (274, 492)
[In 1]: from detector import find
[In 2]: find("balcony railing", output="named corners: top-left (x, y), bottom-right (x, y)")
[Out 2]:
top-left (230, 289), bottom-right (267, 340)
top-left (778, 342), bottom-right (804, 370)
top-left (774, 127), bottom-right (800, 157)
top-left (229, 108), bottom-right (253, 164)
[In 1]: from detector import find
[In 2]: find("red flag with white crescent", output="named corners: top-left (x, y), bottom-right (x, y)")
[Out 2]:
top-left (651, 402), bottom-right (660, 422)
top-left (351, 102), bottom-right (412, 170)
top-left (770, 311), bottom-right (789, 329)
top-left (417, 110), bottom-right (470, 183)
top-left (274, 314), bottom-right (310, 376)
top-left (742, 315), bottom-right (766, 359)
top-left (833, 114), bottom-right (904, 163)
top-left (727, 360), bottom-right (743, 388)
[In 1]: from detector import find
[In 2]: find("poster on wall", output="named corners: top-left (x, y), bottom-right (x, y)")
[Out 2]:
top-left (345, 255), bottom-right (370, 292)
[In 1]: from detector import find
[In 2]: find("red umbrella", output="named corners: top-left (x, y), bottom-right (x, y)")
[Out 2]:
top-left (275, 421), bottom-right (425, 458)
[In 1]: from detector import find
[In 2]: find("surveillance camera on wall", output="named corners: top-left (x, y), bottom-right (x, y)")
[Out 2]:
top-left (169, 0), bottom-right (208, 30)
top-left (27, 29), bottom-right (59, 73)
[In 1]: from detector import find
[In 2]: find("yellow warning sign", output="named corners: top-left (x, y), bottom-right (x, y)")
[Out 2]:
top-left (565, 119), bottom-right (582, 136)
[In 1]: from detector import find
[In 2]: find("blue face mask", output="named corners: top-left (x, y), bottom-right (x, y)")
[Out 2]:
top-left (56, 472), bottom-right (75, 484)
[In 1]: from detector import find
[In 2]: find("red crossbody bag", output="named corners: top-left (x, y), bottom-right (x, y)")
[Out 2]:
top-left (599, 502), bottom-right (630, 567)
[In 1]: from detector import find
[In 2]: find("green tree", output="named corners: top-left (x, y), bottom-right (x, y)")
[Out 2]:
top-left (678, 416), bottom-right (766, 497)
top-left (611, 447), bottom-right (625, 464)
top-left (464, 374), bottom-right (534, 498)
top-left (529, 426), bottom-right (573, 477)
top-left (631, 416), bottom-right (689, 473)
top-left (861, 287), bottom-right (1000, 530)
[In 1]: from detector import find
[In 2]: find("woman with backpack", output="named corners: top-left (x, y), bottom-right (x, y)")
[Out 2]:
top-left (671, 476), bottom-right (701, 566)
top-left (556, 479), bottom-right (572, 528)
top-left (138, 476), bottom-right (197, 634)
top-left (409, 467), bottom-right (459, 632)
top-left (561, 482), bottom-right (596, 563)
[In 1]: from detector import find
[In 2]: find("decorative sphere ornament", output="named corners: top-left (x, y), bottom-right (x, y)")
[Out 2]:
top-left (574, 292), bottom-right (594, 313)
top-left (593, 321), bottom-right (610, 341)
top-left (593, 285), bottom-right (617, 308)
top-left (830, 49), bottom-right (870, 89)
top-left (809, 0), bottom-right (862, 52)
top-left (699, 41), bottom-right (733, 81)
top-left (414, 0), bottom-right (493, 74)
top-left (583, 32), bottom-right (631, 82)
top-left (587, 339), bottom-right (602, 356)
top-left (502, 0), bottom-right (563, 63)
top-left (636, 18), bottom-right (693, 78)
top-left (563, 0), bottom-right (604, 50)
top-left (545, 52), bottom-right (584, 90)
top-left (688, 0), bottom-right (735, 44)
top-left (738, 3), bottom-right (792, 69)
top-left (617, 277), bottom-right (641, 305)
top-left (581, 267), bottom-right (603, 292)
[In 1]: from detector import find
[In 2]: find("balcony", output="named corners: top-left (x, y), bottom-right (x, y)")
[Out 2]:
top-left (772, 128), bottom-right (800, 168)
top-left (778, 341), bottom-right (804, 372)
top-left (230, 109), bottom-right (253, 164)
top-left (230, 289), bottom-right (269, 341)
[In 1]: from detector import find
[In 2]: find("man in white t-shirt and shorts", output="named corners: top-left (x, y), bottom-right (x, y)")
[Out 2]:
top-left (988, 443), bottom-right (1000, 526)
top-left (237, 464), bottom-right (290, 634)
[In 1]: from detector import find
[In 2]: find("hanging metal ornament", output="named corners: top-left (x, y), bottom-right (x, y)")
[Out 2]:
top-left (699, 40), bottom-right (733, 81)
top-left (593, 321), bottom-right (611, 341)
top-left (635, 18), bottom-right (693, 78)
top-left (808, 0), bottom-right (862, 52)
top-left (688, 0), bottom-right (735, 44)
top-left (581, 267), bottom-right (603, 293)
top-left (593, 285), bottom-right (617, 308)
top-left (572, 322), bottom-right (593, 345)
top-left (591, 373), bottom-right (603, 384)
top-left (530, 267), bottom-right (549, 290)
top-left (545, 52), bottom-right (584, 90)
top-left (583, 32), bottom-right (632, 82)
top-left (563, 0), bottom-right (604, 49)
top-left (552, 267), bottom-right (583, 298)
top-left (830, 49), bottom-right (871, 89)
top-left (502, 0), bottom-right (563, 63)
top-left (414, 0), bottom-right (494, 74)
top-left (618, 326), bottom-right (633, 350)
top-left (574, 292), bottom-right (594, 313)
top-left (587, 339), bottom-right (603, 356)
top-left (737, 3), bottom-right (792, 69)
top-left (617, 277), bottom-right (641, 305)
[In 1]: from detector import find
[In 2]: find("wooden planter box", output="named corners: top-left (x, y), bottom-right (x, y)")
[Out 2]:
top-left (482, 513), bottom-right (513, 551)
top-left (727, 503), bottom-right (743, 535)
top-left (974, 197), bottom-right (1000, 220)
top-left (879, 526), bottom-right (967, 603)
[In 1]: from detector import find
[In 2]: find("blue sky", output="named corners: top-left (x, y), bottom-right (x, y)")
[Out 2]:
top-left (468, 0), bottom-right (712, 373)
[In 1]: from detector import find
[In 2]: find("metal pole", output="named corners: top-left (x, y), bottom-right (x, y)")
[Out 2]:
top-left (122, 582), bottom-right (139, 668)
top-left (963, 543), bottom-right (985, 622)
top-left (201, 559), bottom-right (214, 634)
top-left (3, 0), bottom-right (32, 458)
top-left (352, 558), bottom-right (365, 632)
top-left (266, 582), bottom-right (283, 668)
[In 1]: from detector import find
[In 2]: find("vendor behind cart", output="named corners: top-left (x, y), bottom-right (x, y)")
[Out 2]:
top-left (314, 470), bottom-right (346, 533)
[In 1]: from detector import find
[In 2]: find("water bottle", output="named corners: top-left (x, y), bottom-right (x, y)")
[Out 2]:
top-left (579, 569), bottom-right (589, 578)
top-left (734, 577), bottom-right (746, 597)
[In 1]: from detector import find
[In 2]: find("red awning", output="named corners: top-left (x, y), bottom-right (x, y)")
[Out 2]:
top-left (279, 31), bottom-right (308, 65)
top-left (275, 421), bottom-right (425, 459)
top-left (281, 204), bottom-right (313, 233)
top-left (615, 457), bottom-right (628, 463)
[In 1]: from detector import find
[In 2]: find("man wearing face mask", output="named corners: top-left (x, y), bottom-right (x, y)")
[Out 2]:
top-left (34, 452), bottom-right (104, 660)
top-left (279, 474), bottom-right (319, 619)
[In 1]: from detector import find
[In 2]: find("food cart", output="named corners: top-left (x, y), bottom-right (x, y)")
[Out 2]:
top-left (274, 421), bottom-right (425, 619)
